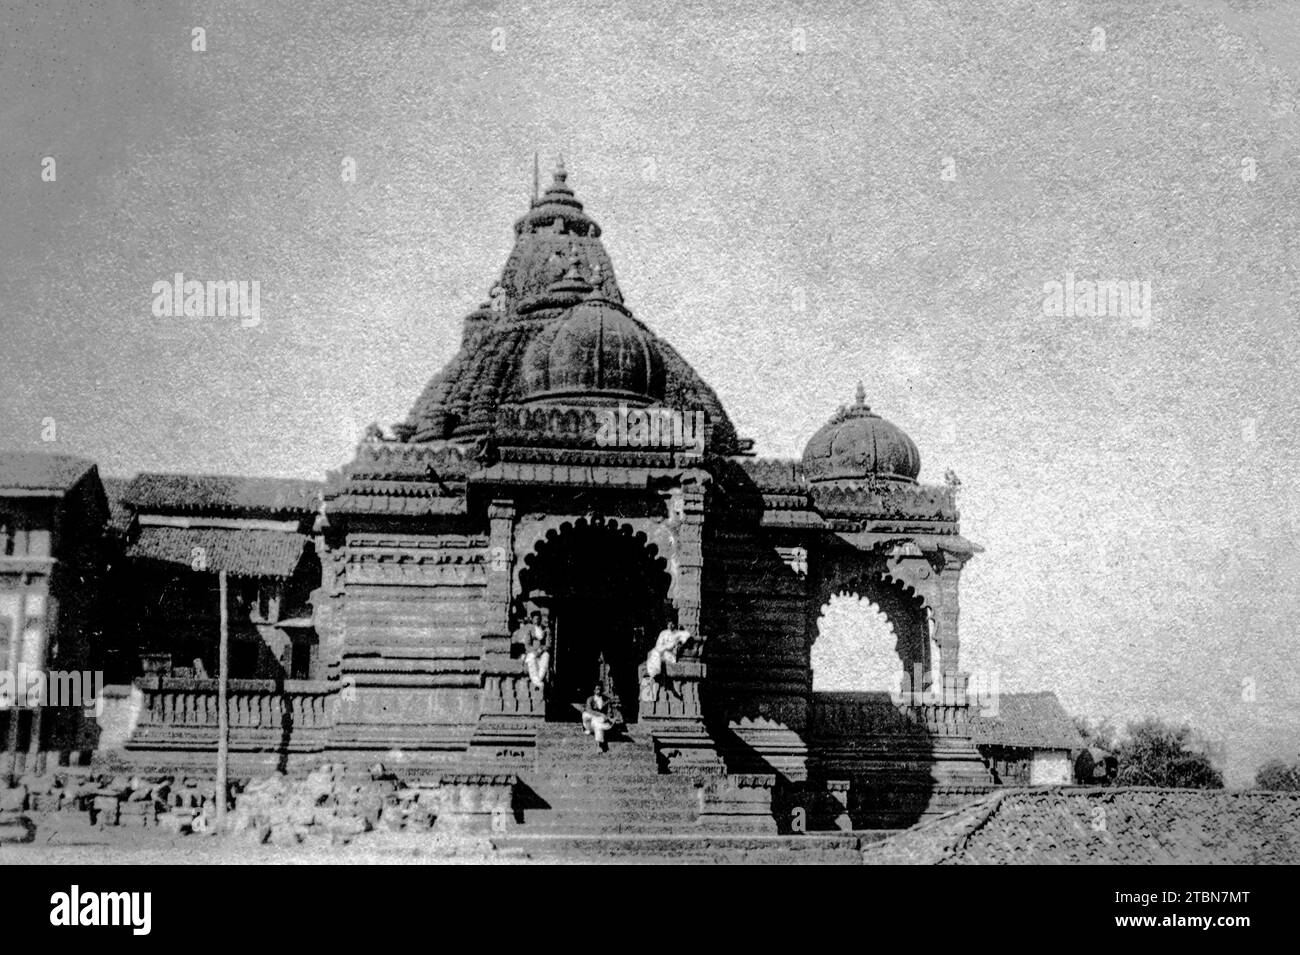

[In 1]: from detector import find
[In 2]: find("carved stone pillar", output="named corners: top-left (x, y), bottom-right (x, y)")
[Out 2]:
top-left (670, 484), bottom-right (706, 633)
top-left (931, 557), bottom-right (963, 677)
top-left (469, 500), bottom-right (540, 768)
top-left (486, 499), bottom-right (516, 635)
top-left (644, 480), bottom-right (720, 775)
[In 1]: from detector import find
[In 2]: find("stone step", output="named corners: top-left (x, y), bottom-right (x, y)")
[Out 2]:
top-left (490, 832), bottom-right (869, 862)
top-left (533, 764), bottom-right (665, 779)
top-left (534, 749), bottom-right (661, 761)
top-left (518, 818), bottom-right (702, 834)
top-left (536, 735), bottom-right (654, 748)
top-left (529, 778), bottom-right (698, 795)
top-left (535, 746), bottom-right (655, 758)
top-left (532, 766), bottom-right (663, 782)
top-left (521, 806), bottom-right (701, 823)
top-left (529, 786), bottom-right (699, 807)
top-left (536, 745), bottom-right (657, 761)
top-left (523, 797), bottom-right (699, 813)
top-left (531, 776), bottom-right (693, 790)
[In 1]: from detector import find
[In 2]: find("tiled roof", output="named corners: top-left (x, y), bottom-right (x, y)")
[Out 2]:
top-left (100, 477), bottom-right (136, 534)
top-left (124, 525), bottom-right (308, 578)
top-left (969, 691), bottom-right (1085, 750)
top-left (123, 473), bottom-right (323, 516)
top-left (0, 452), bottom-right (96, 494)
top-left (862, 788), bottom-right (1300, 864)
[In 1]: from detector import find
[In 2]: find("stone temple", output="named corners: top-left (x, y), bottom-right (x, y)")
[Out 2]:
top-left (0, 163), bottom-right (1083, 836)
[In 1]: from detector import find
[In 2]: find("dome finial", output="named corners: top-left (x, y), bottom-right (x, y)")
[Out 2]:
top-left (855, 381), bottom-right (866, 407)
top-left (554, 154), bottom-right (567, 185)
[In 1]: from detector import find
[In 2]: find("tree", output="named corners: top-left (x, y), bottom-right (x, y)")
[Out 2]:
top-left (1255, 758), bottom-right (1300, 791)
top-left (1074, 715), bottom-right (1118, 752)
top-left (1113, 718), bottom-right (1224, 789)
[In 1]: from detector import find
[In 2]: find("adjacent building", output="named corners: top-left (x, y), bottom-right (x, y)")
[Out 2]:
top-left (0, 453), bottom-right (108, 775)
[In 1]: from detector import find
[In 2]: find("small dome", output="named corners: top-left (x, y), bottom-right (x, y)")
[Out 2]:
top-left (460, 301), bottom-right (496, 350)
top-left (802, 384), bottom-right (921, 483)
top-left (522, 297), bottom-right (664, 404)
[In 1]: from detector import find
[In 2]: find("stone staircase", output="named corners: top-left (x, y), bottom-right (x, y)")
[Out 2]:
top-left (514, 722), bottom-right (703, 834)
top-left (496, 724), bottom-right (867, 860)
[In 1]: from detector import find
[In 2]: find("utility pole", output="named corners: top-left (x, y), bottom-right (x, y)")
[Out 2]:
top-left (216, 570), bottom-right (229, 829)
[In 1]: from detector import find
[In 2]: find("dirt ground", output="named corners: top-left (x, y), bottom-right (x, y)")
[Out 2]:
top-left (0, 823), bottom-right (526, 865)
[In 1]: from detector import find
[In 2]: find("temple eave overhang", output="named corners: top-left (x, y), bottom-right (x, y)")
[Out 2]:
top-left (324, 445), bottom-right (974, 552)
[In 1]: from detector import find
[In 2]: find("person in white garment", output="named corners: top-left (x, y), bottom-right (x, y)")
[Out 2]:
top-left (516, 610), bottom-right (550, 689)
top-left (581, 683), bottom-right (614, 751)
top-left (646, 625), bottom-right (692, 684)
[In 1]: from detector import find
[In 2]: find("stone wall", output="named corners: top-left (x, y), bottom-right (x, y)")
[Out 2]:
top-left (328, 527), bottom-right (491, 752)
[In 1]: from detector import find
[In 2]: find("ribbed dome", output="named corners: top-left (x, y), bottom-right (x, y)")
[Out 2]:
top-left (401, 160), bottom-right (740, 452)
top-left (522, 298), bottom-right (663, 403)
top-left (802, 385), bottom-right (921, 483)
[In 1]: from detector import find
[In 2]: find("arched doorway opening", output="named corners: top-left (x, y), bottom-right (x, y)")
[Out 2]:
top-left (518, 518), bottom-right (672, 722)
top-left (813, 579), bottom-right (932, 693)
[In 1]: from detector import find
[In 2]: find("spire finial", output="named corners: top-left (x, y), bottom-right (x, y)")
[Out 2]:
top-left (855, 381), bottom-right (866, 406)
top-left (554, 154), bottom-right (567, 184)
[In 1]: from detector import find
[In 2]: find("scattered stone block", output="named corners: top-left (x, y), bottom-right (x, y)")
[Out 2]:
top-left (92, 796), bottom-right (120, 826)
top-left (157, 810), bottom-right (194, 835)
top-left (269, 822), bottom-right (302, 847)
top-left (18, 774), bottom-right (59, 795)
top-left (0, 814), bottom-right (35, 844)
top-left (30, 792), bottom-right (63, 813)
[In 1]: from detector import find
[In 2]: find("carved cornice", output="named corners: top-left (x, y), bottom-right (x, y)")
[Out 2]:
top-left (812, 482), bottom-right (957, 522)
top-left (437, 773), bottom-right (518, 787)
top-left (736, 458), bottom-right (806, 492)
top-left (493, 403), bottom-right (711, 455)
top-left (334, 480), bottom-right (459, 499)
top-left (494, 445), bottom-right (688, 468)
top-left (326, 492), bottom-right (468, 517)
top-left (347, 535), bottom-right (488, 551)
top-left (338, 441), bottom-right (484, 483)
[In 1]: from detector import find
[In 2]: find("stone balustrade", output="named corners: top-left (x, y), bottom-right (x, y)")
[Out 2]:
top-left (126, 676), bottom-right (338, 753)
top-left (810, 691), bottom-right (971, 739)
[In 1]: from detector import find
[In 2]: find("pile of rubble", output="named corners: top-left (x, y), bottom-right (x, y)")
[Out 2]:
top-left (0, 772), bottom-right (226, 840)
top-left (0, 764), bottom-right (448, 847)
top-left (226, 763), bottom-right (437, 846)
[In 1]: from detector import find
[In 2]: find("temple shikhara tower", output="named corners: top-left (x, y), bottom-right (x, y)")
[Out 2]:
top-left (0, 163), bottom-right (1083, 834)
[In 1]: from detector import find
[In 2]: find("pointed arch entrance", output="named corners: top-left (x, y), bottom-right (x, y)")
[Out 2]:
top-left (518, 517), bottom-right (672, 722)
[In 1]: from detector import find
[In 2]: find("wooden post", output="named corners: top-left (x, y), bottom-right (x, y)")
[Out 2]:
top-left (216, 570), bottom-right (229, 828)
top-left (4, 591), bottom-right (28, 782)
top-left (26, 595), bottom-right (47, 775)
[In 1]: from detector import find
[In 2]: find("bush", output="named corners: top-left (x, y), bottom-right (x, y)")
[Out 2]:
top-left (1255, 758), bottom-right (1300, 791)
top-left (1112, 718), bottom-right (1224, 789)
top-left (1074, 716), bottom-right (1118, 753)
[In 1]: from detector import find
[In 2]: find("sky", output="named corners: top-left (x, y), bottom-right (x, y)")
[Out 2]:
top-left (2, 0), bottom-right (1298, 785)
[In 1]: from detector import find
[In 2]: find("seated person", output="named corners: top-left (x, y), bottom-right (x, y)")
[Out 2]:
top-left (581, 683), bottom-right (614, 752)
top-left (646, 625), bottom-right (692, 683)
top-left (514, 611), bottom-right (550, 689)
